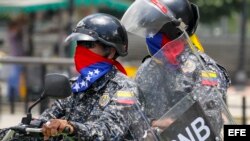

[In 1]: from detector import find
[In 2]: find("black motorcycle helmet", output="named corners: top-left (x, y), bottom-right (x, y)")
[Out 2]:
top-left (65, 13), bottom-right (128, 57)
top-left (159, 0), bottom-right (200, 39)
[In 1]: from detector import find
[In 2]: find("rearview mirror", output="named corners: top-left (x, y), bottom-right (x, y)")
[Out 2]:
top-left (44, 73), bottom-right (71, 99)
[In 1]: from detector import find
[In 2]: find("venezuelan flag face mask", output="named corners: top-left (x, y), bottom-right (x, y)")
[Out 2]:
top-left (146, 32), bottom-right (171, 56)
top-left (72, 45), bottom-right (126, 93)
top-left (146, 32), bottom-right (185, 66)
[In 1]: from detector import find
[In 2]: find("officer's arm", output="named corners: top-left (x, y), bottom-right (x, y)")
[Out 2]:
top-left (69, 91), bottom-right (142, 140)
top-left (39, 96), bottom-right (72, 121)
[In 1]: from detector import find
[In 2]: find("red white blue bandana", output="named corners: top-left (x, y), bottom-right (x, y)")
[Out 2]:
top-left (72, 45), bottom-right (126, 93)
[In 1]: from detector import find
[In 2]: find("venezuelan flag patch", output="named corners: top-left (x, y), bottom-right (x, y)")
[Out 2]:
top-left (200, 70), bottom-right (218, 86)
top-left (114, 91), bottom-right (137, 105)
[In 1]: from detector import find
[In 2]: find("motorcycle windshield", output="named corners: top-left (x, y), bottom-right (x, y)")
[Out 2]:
top-left (121, 0), bottom-right (175, 38)
top-left (136, 34), bottom-right (235, 140)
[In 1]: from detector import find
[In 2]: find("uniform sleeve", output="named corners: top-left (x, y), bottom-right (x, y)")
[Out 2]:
top-left (196, 53), bottom-right (230, 134)
top-left (39, 96), bottom-right (73, 121)
top-left (69, 91), bottom-right (146, 140)
top-left (0, 128), bottom-right (8, 140)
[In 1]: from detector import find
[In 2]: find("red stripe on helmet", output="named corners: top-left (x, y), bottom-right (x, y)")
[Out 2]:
top-left (151, 0), bottom-right (168, 14)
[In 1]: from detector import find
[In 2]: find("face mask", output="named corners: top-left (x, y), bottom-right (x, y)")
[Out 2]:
top-left (72, 45), bottom-right (126, 93)
top-left (146, 32), bottom-right (171, 56)
top-left (146, 32), bottom-right (185, 65)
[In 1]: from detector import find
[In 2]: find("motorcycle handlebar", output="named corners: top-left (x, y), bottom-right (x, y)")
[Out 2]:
top-left (25, 128), bottom-right (42, 133)
top-left (11, 126), bottom-right (70, 134)
top-left (10, 126), bottom-right (42, 133)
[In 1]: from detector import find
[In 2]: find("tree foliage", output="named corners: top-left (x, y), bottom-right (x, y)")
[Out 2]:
top-left (190, 0), bottom-right (242, 23)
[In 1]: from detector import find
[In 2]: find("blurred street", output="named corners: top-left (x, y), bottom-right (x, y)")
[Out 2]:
top-left (0, 102), bottom-right (40, 128)
top-left (227, 85), bottom-right (250, 124)
top-left (1, 85), bottom-right (250, 128)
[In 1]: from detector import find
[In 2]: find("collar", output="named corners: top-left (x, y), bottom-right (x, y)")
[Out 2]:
top-left (72, 67), bottom-right (117, 95)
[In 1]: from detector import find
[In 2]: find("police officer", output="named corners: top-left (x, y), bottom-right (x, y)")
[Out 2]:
top-left (121, 0), bottom-right (231, 136)
top-left (0, 13), bottom-right (147, 141)
top-left (39, 13), bottom-right (145, 140)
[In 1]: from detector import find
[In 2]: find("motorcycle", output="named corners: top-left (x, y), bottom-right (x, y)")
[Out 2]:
top-left (0, 73), bottom-right (72, 141)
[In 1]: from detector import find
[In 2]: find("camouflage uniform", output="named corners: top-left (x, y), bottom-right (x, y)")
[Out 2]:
top-left (0, 68), bottom-right (147, 141)
top-left (135, 45), bottom-right (231, 134)
top-left (39, 67), bottom-right (146, 141)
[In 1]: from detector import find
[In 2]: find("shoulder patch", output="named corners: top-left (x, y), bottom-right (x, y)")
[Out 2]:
top-left (113, 91), bottom-right (137, 105)
top-left (200, 70), bottom-right (218, 86)
top-left (99, 93), bottom-right (110, 107)
top-left (181, 59), bottom-right (196, 73)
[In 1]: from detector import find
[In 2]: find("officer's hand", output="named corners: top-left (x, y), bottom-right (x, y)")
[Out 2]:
top-left (151, 118), bottom-right (173, 130)
top-left (42, 119), bottom-right (74, 141)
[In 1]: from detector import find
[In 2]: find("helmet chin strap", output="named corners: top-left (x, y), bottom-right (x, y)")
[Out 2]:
top-left (177, 19), bottom-right (207, 71)
top-left (171, 18), bottom-right (198, 55)
top-left (173, 18), bottom-right (204, 52)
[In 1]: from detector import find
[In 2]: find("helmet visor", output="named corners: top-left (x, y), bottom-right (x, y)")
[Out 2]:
top-left (121, 0), bottom-right (175, 38)
top-left (65, 27), bottom-right (100, 42)
top-left (65, 33), bottom-right (97, 42)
